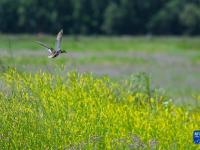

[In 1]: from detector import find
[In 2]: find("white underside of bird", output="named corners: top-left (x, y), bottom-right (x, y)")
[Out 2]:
top-left (48, 49), bottom-right (62, 58)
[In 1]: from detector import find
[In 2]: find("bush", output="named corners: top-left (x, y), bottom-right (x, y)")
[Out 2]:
top-left (0, 69), bottom-right (199, 149)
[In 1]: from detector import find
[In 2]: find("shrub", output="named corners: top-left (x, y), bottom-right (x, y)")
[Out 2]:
top-left (0, 69), bottom-right (199, 149)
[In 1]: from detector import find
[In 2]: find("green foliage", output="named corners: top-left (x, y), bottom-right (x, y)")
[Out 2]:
top-left (180, 4), bottom-right (200, 35)
top-left (1, 0), bottom-right (200, 34)
top-left (102, 2), bottom-right (122, 34)
top-left (1, 35), bottom-right (200, 51)
top-left (148, 0), bottom-right (184, 34)
top-left (0, 69), bottom-right (199, 149)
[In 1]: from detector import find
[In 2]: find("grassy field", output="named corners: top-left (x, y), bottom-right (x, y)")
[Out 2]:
top-left (1, 34), bottom-right (200, 51)
top-left (1, 35), bottom-right (200, 101)
top-left (0, 35), bottom-right (200, 149)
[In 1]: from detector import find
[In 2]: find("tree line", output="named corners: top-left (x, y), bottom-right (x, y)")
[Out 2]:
top-left (0, 0), bottom-right (200, 35)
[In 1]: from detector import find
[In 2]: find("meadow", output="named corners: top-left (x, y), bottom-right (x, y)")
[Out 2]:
top-left (0, 35), bottom-right (200, 149)
top-left (1, 34), bottom-right (200, 51)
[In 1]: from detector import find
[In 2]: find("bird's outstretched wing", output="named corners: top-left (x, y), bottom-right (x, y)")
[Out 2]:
top-left (55, 29), bottom-right (63, 51)
top-left (35, 41), bottom-right (51, 49)
top-left (35, 41), bottom-right (55, 54)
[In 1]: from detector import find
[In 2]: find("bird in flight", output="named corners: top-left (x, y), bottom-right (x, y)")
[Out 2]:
top-left (36, 29), bottom-right (67, 58)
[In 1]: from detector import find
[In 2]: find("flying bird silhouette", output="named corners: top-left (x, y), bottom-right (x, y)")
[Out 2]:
top-left (36, 29), bottom-right (67, 58)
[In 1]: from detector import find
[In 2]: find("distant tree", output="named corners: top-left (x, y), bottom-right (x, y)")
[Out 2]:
top-left (102, 2), bottom-right (123, 34)
top-left (70, 0), bottom-right (108, 34)
top-left (117, 0), bottom-right (138, 34)
top-left (55, 0), bottom-right (73, 33)
top-left (1, 0), bottom-right (200, 35)
top-left (89, 0), bottom-right (108, 34)
top-left (17, 0), bottom-right (37, 32)
top-left (103, 0), bottom-right (167, 35)
top-left (149, 0), bottom-right (186, 35)
top-left (179, 4), bottom-right (200, 35)
top-left (0, 0), bottom-right (19, 33)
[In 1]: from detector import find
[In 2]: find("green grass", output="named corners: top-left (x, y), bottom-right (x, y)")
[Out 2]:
top-left (0, 55), bottom-right (148, 66)
top-left (0, 35), bottom-right (200, 103)
top-left (0, 69), bottom-right (199, 149)
top-left (1, 34), bottom-right (200, 51)
top-left (0, 36), bottom-right (200, 149)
